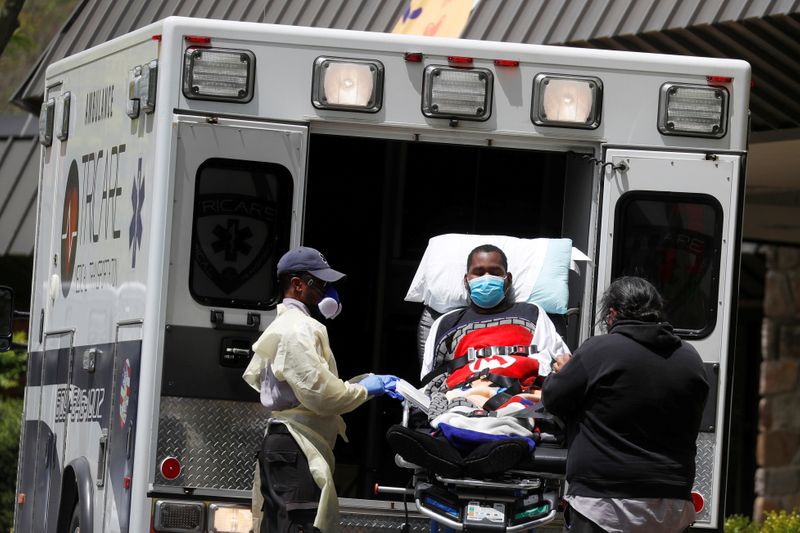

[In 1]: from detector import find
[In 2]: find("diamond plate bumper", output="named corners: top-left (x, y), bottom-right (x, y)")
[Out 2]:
top-left (693, 432), bottom-right (716, 524)
top-left (155, 396), bottom-right (267, 490)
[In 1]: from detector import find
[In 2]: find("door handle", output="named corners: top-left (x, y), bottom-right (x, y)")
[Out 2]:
top-left (97, 429), bottom-right (108, 487)
top-left (210, 310), bottom-right (260, 331)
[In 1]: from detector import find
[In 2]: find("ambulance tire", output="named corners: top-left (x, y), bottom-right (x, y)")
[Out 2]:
top-left (68, 503), bottom-right (80, 533)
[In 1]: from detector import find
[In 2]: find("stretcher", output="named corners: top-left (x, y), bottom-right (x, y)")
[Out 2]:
top-left (378, 235), bottom-right (581, 532)
top-left (381, 310), bottom-right (568, 532)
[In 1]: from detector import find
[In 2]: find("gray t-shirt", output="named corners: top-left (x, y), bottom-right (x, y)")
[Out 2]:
top-left (566, 495), bottom-right (695, 533)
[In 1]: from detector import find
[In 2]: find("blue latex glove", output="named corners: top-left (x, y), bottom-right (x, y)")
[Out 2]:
top-left (359, 374), bottom-right (386, 396)
top-left (381, 375), bottom-right (405, 401)
top-left (360, 374), bottom-right (403, 398)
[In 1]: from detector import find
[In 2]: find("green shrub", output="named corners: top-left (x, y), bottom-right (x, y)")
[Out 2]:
top-left (0, 331), bottom-right (26, 533)
top-left (725, 509), bottom-right (800, 532)
top-left (0, 397), bottom-right (22, 532)
top-left (726, 514), bottom-right (760, 533)
top-left (0, 331), bottom-right (27, 391)
top-left (761, 509), bottom-right (800, 532)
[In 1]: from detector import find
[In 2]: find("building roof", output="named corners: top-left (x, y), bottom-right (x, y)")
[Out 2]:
top-left (3, 0), bottom-right (800, 256)
top-left (11, 0), bottom-right (800, 132)
top-left (0, 114), bottom-right (39, 255)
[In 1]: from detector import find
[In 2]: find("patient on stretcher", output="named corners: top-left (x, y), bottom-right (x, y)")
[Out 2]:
top-left (388, 242), bottom-right (572, 476)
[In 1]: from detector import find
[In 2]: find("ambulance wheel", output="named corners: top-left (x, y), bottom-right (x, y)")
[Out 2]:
top-left (68, 503), bottom-right (80, 533)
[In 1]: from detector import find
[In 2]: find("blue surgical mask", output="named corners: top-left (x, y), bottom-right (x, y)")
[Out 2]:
top-left (468, 274), bottom-right (507, 309)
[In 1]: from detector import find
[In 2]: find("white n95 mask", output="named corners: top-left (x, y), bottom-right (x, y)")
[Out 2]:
top-left (318, 286), bottom-right (343, 319)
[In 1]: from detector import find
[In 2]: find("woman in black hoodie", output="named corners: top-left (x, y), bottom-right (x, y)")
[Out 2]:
top-left (543, 276), bottom-right (709, 533)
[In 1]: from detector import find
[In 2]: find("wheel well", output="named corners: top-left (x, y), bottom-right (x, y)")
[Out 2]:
top-left (56, 466), bottom-right (78, 533)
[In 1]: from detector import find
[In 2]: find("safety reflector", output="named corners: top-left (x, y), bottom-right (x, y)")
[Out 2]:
top-left (658, 83), bottom-right (728, 138)
top-left (312, 57), bottom-right (384, 113)
top-left (183, 47), bottom-right (255, 102)
top-left (531, 74), bottom-right (602, 129)
top-left (422, 65), bottom-right (493, 121)
top-left (160, 456), bottom-right (182, 480)
top-left (153, 500), bottom-right (205, 532)
top-left (691, 491), bottom-right (705, 513)
top-left (209, 504), bottom-right (254, 533)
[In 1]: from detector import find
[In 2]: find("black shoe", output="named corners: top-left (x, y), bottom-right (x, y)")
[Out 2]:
top-left (462, 439), bottom-right (529, 477)
top-left (386, 425), bottom-right (463, 477)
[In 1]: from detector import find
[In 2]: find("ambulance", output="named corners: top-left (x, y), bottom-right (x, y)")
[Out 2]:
top-left (8, 15), bottom-right (748, 532)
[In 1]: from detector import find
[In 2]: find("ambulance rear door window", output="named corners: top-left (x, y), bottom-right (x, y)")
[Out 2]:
top-left (189, 158), bottom-right (293, 310)
top-left (611, 192), bottom-right (722, 338)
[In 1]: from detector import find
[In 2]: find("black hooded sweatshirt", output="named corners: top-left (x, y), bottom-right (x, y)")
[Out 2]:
top-left (542, 320), bottom-right (709, 500)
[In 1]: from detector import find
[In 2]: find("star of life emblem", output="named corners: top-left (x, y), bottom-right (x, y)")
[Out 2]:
top-left (129, 158), bottom-right (145, 269)
top-left (193, 172), bottom-right (277, 294)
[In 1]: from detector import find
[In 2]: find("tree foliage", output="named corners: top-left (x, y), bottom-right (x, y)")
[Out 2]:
top-left (0, 0), bottom-right (25, 58)
top-left (0, 0), bottom-right (79, 114)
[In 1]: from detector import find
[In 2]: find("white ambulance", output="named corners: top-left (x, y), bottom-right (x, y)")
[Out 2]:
top-left (9, 15), bottom-right (748, 532)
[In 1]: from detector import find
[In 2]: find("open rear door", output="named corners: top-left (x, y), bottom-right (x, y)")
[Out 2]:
top-left (596, 149), bottom-right (743, 530)
top-left (155, 116), bottom-right (306, 498)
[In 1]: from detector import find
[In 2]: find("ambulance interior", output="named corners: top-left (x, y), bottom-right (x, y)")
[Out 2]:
top-left (300, 133), bottom-right (590, 495)
top-left (166, 126), bottom-right (724, 502)
top-left (160, 126), bottom-right (594, 503)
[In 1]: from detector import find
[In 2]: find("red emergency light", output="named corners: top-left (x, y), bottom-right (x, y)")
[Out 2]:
top-left (494, 59), bottom-right (519, 67)
top-left (184, 35), bottom-right (211, 44)
top-left (448, 55), bottom-right (473, 65)
top-left (707, 75), bottom-right (732, 84)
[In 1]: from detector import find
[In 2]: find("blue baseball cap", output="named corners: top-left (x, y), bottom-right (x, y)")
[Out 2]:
top-left (277, 246), bottom-right (346, 283)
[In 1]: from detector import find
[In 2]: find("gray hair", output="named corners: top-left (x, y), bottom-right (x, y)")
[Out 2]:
top-left (598, 276), bottom-right (664, 331)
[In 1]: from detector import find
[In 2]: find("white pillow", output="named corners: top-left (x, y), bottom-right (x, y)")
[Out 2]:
top-left (405, 234), bottom-right (588, 314)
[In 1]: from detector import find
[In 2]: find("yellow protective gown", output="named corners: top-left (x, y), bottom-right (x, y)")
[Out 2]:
top-left (243, 303), bottom-right (369, 532)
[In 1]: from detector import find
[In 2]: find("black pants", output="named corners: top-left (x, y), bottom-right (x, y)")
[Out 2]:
top-left (259, 423), bottom-right (322, 533)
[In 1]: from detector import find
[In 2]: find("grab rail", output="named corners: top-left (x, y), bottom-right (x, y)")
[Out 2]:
top-left (414, 498), bottom-right (558, 532)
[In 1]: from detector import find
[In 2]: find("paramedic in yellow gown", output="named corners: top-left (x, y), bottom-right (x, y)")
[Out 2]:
top-left (243, 246), bottom-right (400, 533)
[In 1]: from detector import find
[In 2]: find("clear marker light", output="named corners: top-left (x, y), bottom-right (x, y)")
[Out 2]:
top-left (183, 47), bottom-right (255, 102)
top-left (422, 66), bottom-right (493, 120)
top-left (658, 83), bottom-right (728, 138)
